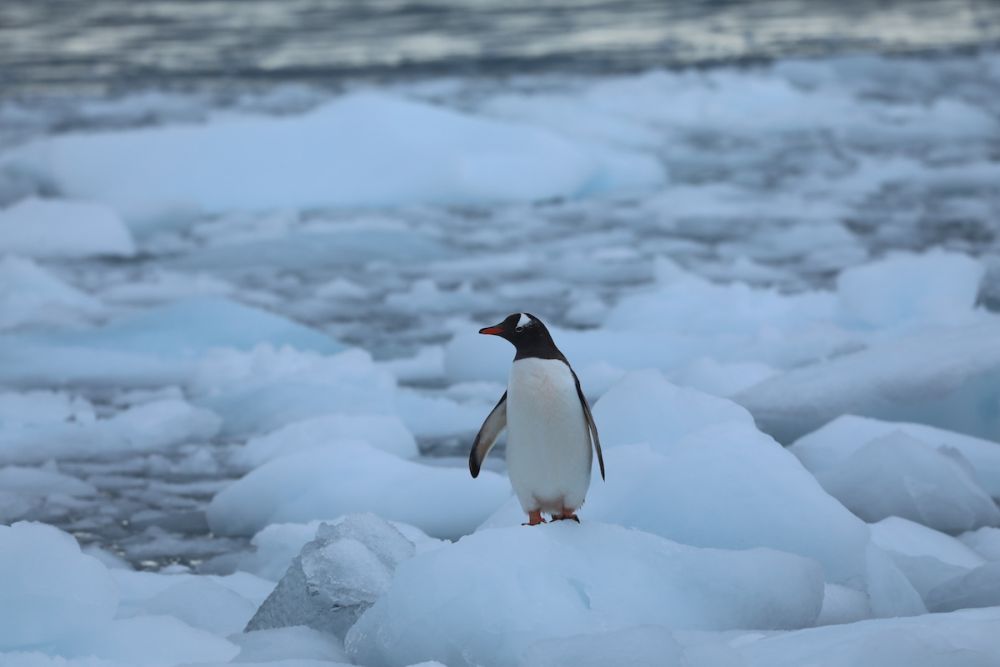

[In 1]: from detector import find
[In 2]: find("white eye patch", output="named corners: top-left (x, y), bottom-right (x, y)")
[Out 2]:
top-left (517, 313), bottom-right (532, 328)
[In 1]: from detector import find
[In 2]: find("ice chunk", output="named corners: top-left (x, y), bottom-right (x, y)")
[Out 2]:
top-left (0, 297), bottom-right (343, 388)
top-left (791, 414), bottom-right (1000, 498)
top-left (193, 347), bottom-right (397, 438)
top-left (926, 561), bottom-right (1000, 612)
top-left (0, 197), bottom-right (135, 258)
top-left (836, 250), bottom-right (984, 329)
top-left (63, 615), bottom-right (238, 665)
top-left (0, 255), bottom-right (105, 331)
top-left (346, 522), bottom-right (824, 667)
top-left (5, 93), bottom-right (663, 220)
top-left (234, 414), bottom-right (418, 468)
top-left (816, 584), bottom-right (872, 626)
top-left (232, 625), bottom-right (347, 663)
top-left (738, 320), bottom-right (1000, 442)
top-left (118, 578), bottom-right (257, 636)
top-left (246, 514), bottom-right (415, 639)
top-left (869, 516), bottom-right (986, 601)
top-left (0, 522), bottom-right (118, 650)
top-left (802, 431), bottom-right (1000, 532)
top-left (207, 442), bottom-right (511, 539)
top-left (592, 370), bottom-right (755, 449)
top-left (0, 398), bottom-right (220, 464)
top-left (520, 626), bottom-right (683, 667)
top-left (960, 526), bottom-right (1000, 560)
top-left (864, 544), bottom-right (927, 618)
top-left (238, 519), bottom-right (443, 581)
top-left (737, 607), bottom-right (1000, 667)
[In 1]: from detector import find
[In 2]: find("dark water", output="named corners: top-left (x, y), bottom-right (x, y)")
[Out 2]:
top-left (2, 0), bottom-right (1000, 93)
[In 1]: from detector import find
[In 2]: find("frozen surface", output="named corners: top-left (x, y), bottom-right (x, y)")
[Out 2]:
top-left (347, 522), bottom-right (825, 667)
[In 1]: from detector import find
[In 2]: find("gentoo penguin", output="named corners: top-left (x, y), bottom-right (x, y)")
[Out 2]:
top-left (470, 312), bottom-right (604, 525)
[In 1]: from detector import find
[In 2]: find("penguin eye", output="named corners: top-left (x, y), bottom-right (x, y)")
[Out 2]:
top-left (515, 326), bottom-right (524, 333)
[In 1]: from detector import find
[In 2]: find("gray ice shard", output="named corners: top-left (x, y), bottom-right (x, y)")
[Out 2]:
top-left (245, 513), bottom-right (415, 639)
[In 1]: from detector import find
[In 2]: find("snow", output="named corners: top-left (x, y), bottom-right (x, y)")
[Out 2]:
top-left (207, 442), bottom-right (511, 539)
top-left (5, 93), bottom-right (664, 221)
top-left (346, 522), bottom-right (825, 667)
top-left (960, 527), bottom-right (1000, 561)
top-left (0, 197), bottom-right (135, 258)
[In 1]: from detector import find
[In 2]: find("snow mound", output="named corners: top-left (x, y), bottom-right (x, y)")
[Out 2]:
top-left (346, 522), bottom-right (825, 667)
top-left (0, 197), bottom-right (135, 258)
top-left (207, 442), bottom-right (511, 539)
top-left (520, 626), bottom-right (683, 667)
top-left (791, 414), bottom-right (1000, 498)
top-left (798, 431), bottom-right (1000, 532)
top-left (0, 255), bottom-right (105, 331)
top-left (246, 514), bottom-right (415, 638)
top-left (737, 321), bottom-right (1000, 442)
top-left (0, 522), bottom-right (117, 650)
top-left (836, 250), bottom-right (984, 329)
top-left (960, 526), bottom-right (1000, 561)
top-left (234, 414), bottom-right (418, 468)
top-left (6, 92), bottom-right (664, 220)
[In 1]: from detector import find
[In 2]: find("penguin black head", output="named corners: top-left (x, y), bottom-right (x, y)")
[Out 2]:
top-left (479, 313), bottom-right (564, 361)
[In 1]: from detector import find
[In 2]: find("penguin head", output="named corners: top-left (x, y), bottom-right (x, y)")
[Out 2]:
top-left (479, 312), bottom-right (558, 357)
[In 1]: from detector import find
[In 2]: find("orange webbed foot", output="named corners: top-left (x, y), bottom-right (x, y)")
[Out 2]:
top-left (522, 510), bottom-right (546, 526)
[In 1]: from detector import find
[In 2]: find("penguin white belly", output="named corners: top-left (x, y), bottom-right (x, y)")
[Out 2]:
top-left (505, 358), bottom-right (592, 513)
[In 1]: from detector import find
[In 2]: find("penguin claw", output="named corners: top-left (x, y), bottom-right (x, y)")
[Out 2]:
top-left (552, 512), bottom-right (580, 523)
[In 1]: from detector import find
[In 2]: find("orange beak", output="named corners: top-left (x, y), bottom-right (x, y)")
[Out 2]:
top-left (479, 325), bottom-right (504, 335)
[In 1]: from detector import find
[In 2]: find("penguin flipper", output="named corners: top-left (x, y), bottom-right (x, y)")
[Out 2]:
top-left (572, 371), bottom-right (605, 481)
top-left (470, 391), bottom-right (507, 478)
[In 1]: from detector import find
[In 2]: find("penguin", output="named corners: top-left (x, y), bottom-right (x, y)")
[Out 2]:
top-left (469, 312), bottom-right (604, 525)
